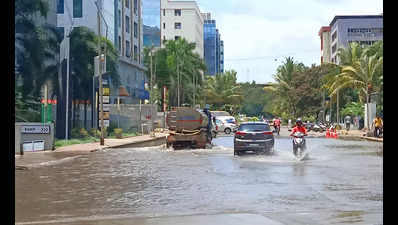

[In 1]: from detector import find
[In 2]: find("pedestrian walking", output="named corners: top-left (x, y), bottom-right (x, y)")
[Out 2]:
top-left (344, 115), bottom-right (351, 131)
top-left (372, 115), bottom-right (383, 138)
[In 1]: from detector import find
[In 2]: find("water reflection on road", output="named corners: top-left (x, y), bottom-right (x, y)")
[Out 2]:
top-left (16, 135), bottom-right (382, 225)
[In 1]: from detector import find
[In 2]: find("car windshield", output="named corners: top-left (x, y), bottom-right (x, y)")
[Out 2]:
top-left (239, 124), bottom-right (270, 132)
top-left (212, 111), bottom-right (231, 117)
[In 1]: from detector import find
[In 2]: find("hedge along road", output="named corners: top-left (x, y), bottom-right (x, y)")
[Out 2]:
top-left (15, 128), bottom-right (382, 225)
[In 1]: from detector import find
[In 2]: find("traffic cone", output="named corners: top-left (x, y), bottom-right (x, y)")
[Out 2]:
top-left (334, 131), bottom-right (338, 139)
top-left (326, 128), bottom-right (330, 138)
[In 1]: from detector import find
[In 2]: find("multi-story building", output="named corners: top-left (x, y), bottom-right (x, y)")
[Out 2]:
top-left (318, 26), bottom-right (331, 64)
top-left (143, 25), bottom-right (161, 47)
top-left (321, 15), bottom-right (383, 64)
top-left (220, 40), bottom-right (224, 73)
top-left (160, 0), bottom-right (204, 58)
top-left (203, 13), bottom-right (224, 75)
top-left (57, 0), bottom-right (147, 104)
top-left (142, 0), bottom-right (161, 47)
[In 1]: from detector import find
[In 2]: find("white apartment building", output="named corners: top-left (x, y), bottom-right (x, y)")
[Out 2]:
top-left (56, 0), bottom-right (147, 104)
top-left (160, 0), bottom-right (204, 58)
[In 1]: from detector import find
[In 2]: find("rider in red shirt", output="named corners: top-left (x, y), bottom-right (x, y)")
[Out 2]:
top-left (290, 118), bottom-right (307, 136)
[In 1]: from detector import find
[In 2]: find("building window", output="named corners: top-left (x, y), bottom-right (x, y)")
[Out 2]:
top-left (175, 9), bottom-right (181, 16)
top-left (125, 0), bottom-right (129, 8)
top-left (175, 22), bottom-right (181, 29)
top-left (331, 31), bottom-right (337, 42)
top-left (118, 10), bottom-right (121, 27)
top-left (134, 0), bottom-right (138, 14)
top-left (134, 45), bottom-right (138, 61)
top-left (175, 36), bottom-right (180, 40)
top-left (118, 36), bottom-right (121, 53)
top-left (73, 0), bottom-right (82, 18)
top-left (163, 22), bottom-right (165, 29)
top-left (331, 43), bottom-right (337, 54)
top-left (126, 40), bottom-right (131, 57)
top-left (134, 22), bottom-right (138, 38)
top-left (163, 9), bottom-right (165, 16)
top-left (126, 16), bottom-right (130, 33)
top-left (56, 27), bottom-right (65, 39)
top-left (57, 0), bottom-right (64, 14)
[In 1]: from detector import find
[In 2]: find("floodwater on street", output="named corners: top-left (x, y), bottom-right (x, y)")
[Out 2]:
top-left (15, 134), bottom-right (383, 225)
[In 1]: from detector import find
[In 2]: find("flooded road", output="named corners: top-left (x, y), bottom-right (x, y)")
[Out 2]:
top-left (15, 135), bottom-right (383, 225)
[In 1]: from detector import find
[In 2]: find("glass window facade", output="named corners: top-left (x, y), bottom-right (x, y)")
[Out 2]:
top-left (73, 0), bottom-right (82, 18)
top-left (126, 16), bottom-right (130, 33)
top-left (57, 0), bottom-right (64, 14)
top-left (204, 20), bottom-right (217, 75)
top-left (126, 40), bottom-right (131, 57)
top-left (134, 45), bottom-right (138, 61)
top-left (134, 22), bottom-right (138, 37)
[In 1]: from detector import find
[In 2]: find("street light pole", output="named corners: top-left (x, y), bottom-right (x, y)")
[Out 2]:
top-left (95, 0), bottom-right (108, 145)
top-left (65, 28), bottom-right (71, 141)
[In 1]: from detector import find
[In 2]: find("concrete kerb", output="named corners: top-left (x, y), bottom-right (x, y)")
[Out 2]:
top-left (15, 133), bottom-right (168, 169)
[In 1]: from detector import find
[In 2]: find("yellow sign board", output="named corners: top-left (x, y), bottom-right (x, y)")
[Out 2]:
top-left (103, 87), bottom-right (110, 96)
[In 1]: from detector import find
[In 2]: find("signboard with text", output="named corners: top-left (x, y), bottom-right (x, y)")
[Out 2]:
top-left (21, 125), bottom-right (50, 134)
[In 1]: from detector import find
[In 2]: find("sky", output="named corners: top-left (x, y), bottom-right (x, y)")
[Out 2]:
top-left (143, 0), bottom-right (383, 84)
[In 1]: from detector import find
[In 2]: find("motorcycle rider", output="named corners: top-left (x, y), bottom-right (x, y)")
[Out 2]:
top-left (274, 117), bottom-right (281, 134)
top-left (290, 118), bottom-right (308, 155)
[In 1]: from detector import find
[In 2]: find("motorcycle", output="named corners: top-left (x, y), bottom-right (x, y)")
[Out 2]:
top-left (273, 125), bottom-right (280, 135)
top-left (292, 132), bottom-right (307, 160)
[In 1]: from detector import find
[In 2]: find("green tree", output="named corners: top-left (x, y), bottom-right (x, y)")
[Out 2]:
top-left (204, 70), bottom-right (243, 112)
top-left (153, 38), bottom-right (207, 107)
top-left (69, 26), bottom-right (120, 128)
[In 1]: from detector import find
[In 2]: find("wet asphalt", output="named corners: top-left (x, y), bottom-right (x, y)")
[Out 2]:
top-left (15, 130), bottom-right (383, 225)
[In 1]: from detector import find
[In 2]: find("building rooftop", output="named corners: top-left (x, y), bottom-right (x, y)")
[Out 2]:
top-left (329, 15), bottom-right (383, 27)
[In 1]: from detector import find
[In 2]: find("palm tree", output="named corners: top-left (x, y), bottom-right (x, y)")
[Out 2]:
top-left (264, 57), bottom-right (306, 118)
top-left (204, 70), bottom-right (243, 110)
top-left (164, 38), bottom-right (206, 107)
top-left (327, 53), bottom-right (383, 129)
top-left (69, 27), bottom-right (120, 129)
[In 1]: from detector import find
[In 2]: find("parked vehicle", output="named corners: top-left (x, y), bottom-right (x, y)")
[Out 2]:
top-left (292, 132), bottom-right (307, 160)
top-left (234, 122), bottom-right (275, 156)
top-left (215, 119), bottom-right (237, 134)
top-left (217, 116), bottom-right (237, 125)
top-left (304, 122), bottom-right (314, 131)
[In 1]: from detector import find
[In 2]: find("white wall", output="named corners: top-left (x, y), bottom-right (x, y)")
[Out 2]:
top-left (160, 0), bottom-right (204, 58)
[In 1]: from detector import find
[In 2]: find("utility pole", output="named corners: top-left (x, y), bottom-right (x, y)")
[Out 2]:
top-left (96, 0), bottom-right (104, 145)
top-left (177, 55), bottom-right (180, 107)
top-left (65, 27), bottom-right (71, 141)
top-left (337, 90), bottom-right (340, 125)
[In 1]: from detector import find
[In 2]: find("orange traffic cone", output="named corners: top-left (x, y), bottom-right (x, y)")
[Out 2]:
top-left (334, 131), bottom-right (338, 139)
top-left (326, 128), bottom-right (330, 138)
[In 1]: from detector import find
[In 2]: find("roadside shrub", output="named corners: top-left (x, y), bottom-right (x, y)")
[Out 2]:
top-left (114, 128), bottom-right (123, 138)
top-left (71, 128), bottom-right (81, 139)
top-left (79, 128), bottom-right (89, 138)
top-left (89, 128), bottom-right (101, 138)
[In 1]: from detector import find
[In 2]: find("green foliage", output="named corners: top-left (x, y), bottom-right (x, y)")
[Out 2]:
top-left (71, 127), bottom-right (89, 139)
top-left (114, 128), bottom-right (123, 138)
top-left (143, 38), bottom-right (206, 107)
top-left (204, 70), bottom-right (243, 111)
top-left (89, 128), bottom-right (101, 138)
top-left (341, 102), bottom-right (364, 117)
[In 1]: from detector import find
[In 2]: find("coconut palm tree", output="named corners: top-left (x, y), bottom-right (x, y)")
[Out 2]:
top-left (204, 70), bottom-right (243, 109)
top-left (327, 53), bottom-right (383, 128)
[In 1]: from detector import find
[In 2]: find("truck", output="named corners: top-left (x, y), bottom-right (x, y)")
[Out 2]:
top-left (166, 107), bottom-right (213, 149)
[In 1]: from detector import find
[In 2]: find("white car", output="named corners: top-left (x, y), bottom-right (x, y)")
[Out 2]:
top-left (216, 116), bottom-right (237, 125)
top-left (215, 119), bottom-right (237, 134)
